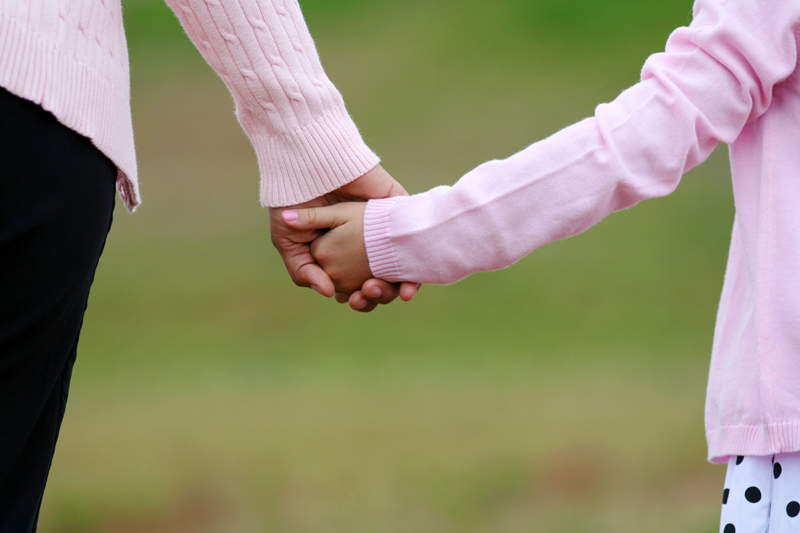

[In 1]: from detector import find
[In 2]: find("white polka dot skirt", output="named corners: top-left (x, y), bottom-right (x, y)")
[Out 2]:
top-left (720, 453), bottom-right (800, 533)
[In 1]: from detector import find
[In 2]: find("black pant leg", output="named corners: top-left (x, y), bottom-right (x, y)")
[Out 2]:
top-left (0, 335), bottom-right (79, 532)
top-left (0, 87), bottom-right (117, 532)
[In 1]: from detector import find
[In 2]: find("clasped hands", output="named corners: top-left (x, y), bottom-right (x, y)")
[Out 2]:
top-left (269, 164), bottom-right (416, 312)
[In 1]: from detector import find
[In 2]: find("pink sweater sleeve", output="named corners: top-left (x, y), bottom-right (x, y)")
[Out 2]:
top-left (163, 0), bottom-right (379, 207)
top-left (364, 0), bottom-right (799, 284)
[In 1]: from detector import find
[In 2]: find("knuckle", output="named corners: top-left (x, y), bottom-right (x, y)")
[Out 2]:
top-left (311, 242), bottom-right (329, 262)
top-left (312, 248), bottom-right (331, 263)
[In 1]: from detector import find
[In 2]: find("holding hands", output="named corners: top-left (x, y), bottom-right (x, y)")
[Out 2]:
top-left (269, 165), bottom-right (416, 312)
top-left (283, 202), bottom-right (370, 293)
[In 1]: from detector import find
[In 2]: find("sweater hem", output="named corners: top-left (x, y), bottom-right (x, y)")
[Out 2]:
top-left (0, 12), bottom-right (140, 212)
top-left (706, 421), bottom-right (800, 463)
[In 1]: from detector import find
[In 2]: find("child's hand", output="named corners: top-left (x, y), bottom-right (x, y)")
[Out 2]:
top-left (282, 202), bottom-right (371, 295)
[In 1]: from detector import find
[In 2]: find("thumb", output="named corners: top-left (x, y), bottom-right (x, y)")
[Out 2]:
top-left (282, 204), bottom-right (351, 231)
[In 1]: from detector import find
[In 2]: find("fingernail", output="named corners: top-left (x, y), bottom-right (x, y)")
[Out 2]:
top-left (282, 210), bottom-right (298, 222)
top-left (365, 287), bottom-right (382, 299)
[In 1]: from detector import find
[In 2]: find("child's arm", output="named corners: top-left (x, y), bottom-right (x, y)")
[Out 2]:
top-left (352, 0), bottom-right (800, 286)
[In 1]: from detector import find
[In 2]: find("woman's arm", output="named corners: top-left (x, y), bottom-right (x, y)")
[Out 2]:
top-left (162, 0), bottom-right (417, 308)
top-left (163, 0), bottom-right (380, 207)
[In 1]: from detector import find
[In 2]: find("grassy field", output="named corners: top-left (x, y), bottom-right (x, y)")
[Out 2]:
top-left (39, 0), bottom-right (731, 531)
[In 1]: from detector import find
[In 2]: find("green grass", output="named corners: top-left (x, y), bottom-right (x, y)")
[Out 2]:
top-left (39, 0), bottom-right (728, 531)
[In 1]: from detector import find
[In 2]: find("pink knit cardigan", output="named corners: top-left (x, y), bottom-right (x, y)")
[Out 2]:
top-left (363, 0), bottom-right (800, 463)
top-left (0, 0), bottom-right (379, 211)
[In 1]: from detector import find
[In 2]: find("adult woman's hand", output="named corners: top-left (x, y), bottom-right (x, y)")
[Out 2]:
top-left (269, 164), bottom-right (419, 312)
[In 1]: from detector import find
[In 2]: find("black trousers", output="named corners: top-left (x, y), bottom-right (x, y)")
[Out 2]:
top-left (0, 88), bottom-right (116, 531)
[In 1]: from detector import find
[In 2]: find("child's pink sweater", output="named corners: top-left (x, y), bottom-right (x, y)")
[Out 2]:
top-left (0, 0), bottom-right (379, 211)
top-left (364, 0), bottom-right (800, 463)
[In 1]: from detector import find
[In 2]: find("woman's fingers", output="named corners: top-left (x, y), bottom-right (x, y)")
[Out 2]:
top-left (334, 291), bottom-right (352, 304)
top-left (360, 279), bottom-right (402, 304)
top-left (349, 291), bottom-right (378, 313)
top-left (269, 207), bottom-right (335, 297)
top-left (399, 282), bottom-right (420, 302)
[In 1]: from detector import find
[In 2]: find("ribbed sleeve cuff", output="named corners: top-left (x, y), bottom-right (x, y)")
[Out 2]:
top-left (244, 104), bottom-right (380, 207)
top-left (364, 197), bottom-right (403, 282)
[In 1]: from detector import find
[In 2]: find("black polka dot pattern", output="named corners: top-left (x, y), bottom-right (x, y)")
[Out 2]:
top-left (720, 453), bottom-right (800, 531)
top-left (745, 486), bottom-right (762, 503)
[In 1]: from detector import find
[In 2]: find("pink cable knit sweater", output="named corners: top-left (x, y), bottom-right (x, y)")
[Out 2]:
top-left (0, 0), bottom-right (379, 211)
top-left (364, 0), bottom-right (800, 463)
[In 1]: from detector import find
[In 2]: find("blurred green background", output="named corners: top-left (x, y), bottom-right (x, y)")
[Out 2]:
top-left (39, 0), bottom-right (733, 531)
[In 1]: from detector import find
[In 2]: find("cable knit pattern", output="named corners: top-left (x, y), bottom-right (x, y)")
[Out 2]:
top-left (0, 0), bottom-right (379, 211)
top-left (163, 0), bottom-right (379, 206)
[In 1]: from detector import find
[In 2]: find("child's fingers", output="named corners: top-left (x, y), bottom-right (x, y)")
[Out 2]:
top-left (282, 204), bottom-right (353, 231)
